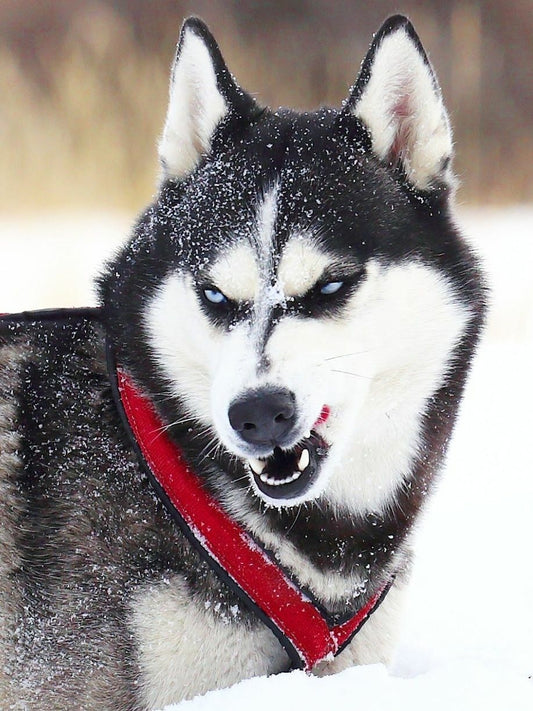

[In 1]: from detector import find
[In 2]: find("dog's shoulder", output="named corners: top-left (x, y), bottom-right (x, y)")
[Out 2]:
top-left (0, 306), bottom-right (103, 355)
top-left (0, 307), bottom-right (105, 413)
top-left (0, 307), bottom-right (124, 503)
top-left (0, 306), bottom-right (190, 572)
top-left (1, 307), bottom-right (102, 375)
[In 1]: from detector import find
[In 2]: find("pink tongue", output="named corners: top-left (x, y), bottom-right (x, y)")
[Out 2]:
top-left (313, 405), bottom-right (330, 428)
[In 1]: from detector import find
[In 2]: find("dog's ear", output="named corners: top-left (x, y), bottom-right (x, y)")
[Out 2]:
top-left (159, 18), bottom-right (255, 181)
top-left (345, 15), bottom-right (453, 191)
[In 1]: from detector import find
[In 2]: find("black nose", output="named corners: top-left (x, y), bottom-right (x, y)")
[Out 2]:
top-left (228, 388), bottom-right (296, 446)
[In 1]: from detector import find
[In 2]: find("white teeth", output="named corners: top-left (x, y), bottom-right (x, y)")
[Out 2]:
top-left (249, 446), bottom-right (311, 488)
top-left (259, 471), bottom-right (301, 486)
top-left (305, 431), bottom-right (312, 440)
top-left (298, 448), bottom-right (310, 471)
top-left (248, 458), bottom-right (266, 475)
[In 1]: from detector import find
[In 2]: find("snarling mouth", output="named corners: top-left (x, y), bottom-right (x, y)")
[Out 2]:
top-left (247, 432), bottom-right (329, 501)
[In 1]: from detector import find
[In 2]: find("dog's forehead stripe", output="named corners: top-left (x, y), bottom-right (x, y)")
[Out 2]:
top-left (256, 187), bottom-right (279, 266)
top-left (209, 193), bottom-right (332, 305)
top-left (208, 189), bottom-right (279, 302)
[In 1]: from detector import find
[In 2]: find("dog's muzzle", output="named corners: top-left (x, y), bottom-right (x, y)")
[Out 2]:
top-left (228, 387), bottom-right (329, 501)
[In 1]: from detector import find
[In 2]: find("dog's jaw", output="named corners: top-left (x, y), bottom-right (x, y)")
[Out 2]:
top-left (246, 430), bottom-right (330, 507)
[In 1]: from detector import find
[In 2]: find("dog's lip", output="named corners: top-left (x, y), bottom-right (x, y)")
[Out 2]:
top-left (247, 430), bottom-right (329, 501)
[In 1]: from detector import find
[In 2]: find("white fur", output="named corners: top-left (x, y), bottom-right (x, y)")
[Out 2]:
top-left (144, 272), bottom-right (216, 427)
top-left (255, 187), bottom-right (279, 266)
top-left (210, 244), bottom-right (259, 302)
top-left (311, 258), bottom-right (471, 513)
top-left (353, 28), bottom-right (452, 189)
top-left (159, 27), bottom-right (228, 180)
top-left (145, 227), bottom-right (471, 514)
top-left (244, 259), bottom-right (470, 509)
top-left (210, 487), bottom-right (383, 604)
top-left (130, 577), bottom-right (287, 709)
top-left (278, 237), bottom-right (330, 298)
top-left (314, 578), bottom-right (406, 675)
top-left (144, 272), bottom-right (266, 458)
top-left (130, 573), bottom-right (405, 707)
top-left (252, 187), bottom-right (285, 335)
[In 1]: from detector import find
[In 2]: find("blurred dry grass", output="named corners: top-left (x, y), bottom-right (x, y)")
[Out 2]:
top-left (0, 9), bottom-right (168, 211)
top-left (0, 0), bottom-right (532, 212)
top-left (0, 3), bottom-right (368, 212)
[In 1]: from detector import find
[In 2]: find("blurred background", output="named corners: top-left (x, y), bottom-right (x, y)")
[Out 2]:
top-left (1, 0), bottom-right (532, 212)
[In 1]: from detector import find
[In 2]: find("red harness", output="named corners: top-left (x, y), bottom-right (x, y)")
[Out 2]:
top-left (114, 366), bottom-right (393, 671)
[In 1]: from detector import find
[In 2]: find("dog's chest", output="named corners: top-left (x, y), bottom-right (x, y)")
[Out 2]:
top-left (129, 578), bottom-right (289, 708)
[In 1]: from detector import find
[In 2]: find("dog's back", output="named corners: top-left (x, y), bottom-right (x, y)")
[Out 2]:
top-left (0, 313), bottom-right (140, 708)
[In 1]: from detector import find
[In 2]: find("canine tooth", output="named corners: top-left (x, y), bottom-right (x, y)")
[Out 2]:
top-left (298, 449), bottom-right (310, 471)
top-left (305, 431), bottom-right (312, 440)
top-left (249, 458), bottom-right (266, 475)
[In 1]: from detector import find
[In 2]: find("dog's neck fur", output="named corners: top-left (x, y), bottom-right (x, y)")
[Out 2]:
top-left (113, 365), bottom-right (397, 669)
top-left (140, 385), bottom-right (409, 611)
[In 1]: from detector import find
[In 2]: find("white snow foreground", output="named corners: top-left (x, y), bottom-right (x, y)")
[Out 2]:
top-left (1, 207), bottom-right (532, 709)
top-left (163, 660), bottom-right (532, 711)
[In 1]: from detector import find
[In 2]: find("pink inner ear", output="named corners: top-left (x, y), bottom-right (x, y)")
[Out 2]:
top-left (389, 91), bottom-right (414, 167)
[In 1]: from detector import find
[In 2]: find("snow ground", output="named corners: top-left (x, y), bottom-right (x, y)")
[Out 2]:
top-left (0, 206), bottom-right (532, 709)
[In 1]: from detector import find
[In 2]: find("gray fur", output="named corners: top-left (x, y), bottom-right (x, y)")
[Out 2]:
top-left (0, 316), bottom-right (275, 709)
top-left (0, 338), bottom-right (26, 709)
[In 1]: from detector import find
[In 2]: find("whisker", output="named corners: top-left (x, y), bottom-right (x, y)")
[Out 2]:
top-left (198, 436), bottom-right (220, 463)
top-left (285, 505), bottom-right (302, 536)
top-left (149, 420), bottom-right (212, 445)
top-left (153, 415), bottom-right (198, 434)
top-left (330, 369), bottom-right (372, 380)
top-left (233, 472), bottom-right (253, 485)
top-left (323, 350), bottom-right (373, 362)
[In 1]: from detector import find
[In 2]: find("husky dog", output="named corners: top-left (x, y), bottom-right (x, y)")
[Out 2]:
top-left (0, 15), bottom-right (485, 710)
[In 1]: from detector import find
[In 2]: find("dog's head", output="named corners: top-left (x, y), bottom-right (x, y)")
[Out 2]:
top-left (101, 17), bottom-right (481, 511)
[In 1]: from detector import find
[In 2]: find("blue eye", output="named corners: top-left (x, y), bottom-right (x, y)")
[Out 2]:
top-left (203, 288), bottom-right (228, 304)
top-left (319, 281), bottom-right (344, 295)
